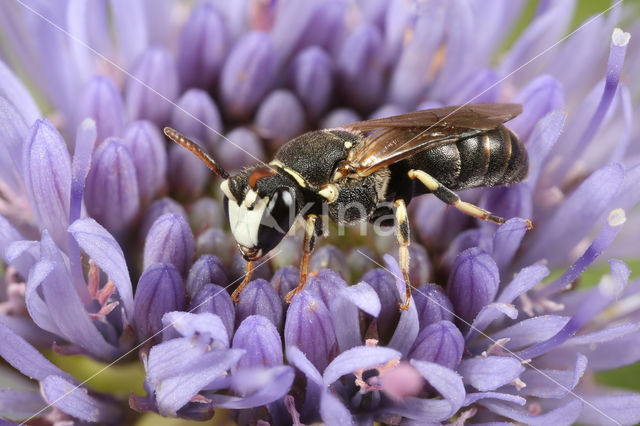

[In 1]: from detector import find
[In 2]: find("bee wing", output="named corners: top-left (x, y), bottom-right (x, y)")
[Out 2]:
top-left (344, 103), bottom-right (521, 176)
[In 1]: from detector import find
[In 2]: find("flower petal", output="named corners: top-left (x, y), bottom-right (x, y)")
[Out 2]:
top-left (463, 391), bottom-right (526, 407)
top-left (210, 366), bottom-right (294, 409)
top-left (488, 316), bottom-right (570, 351)
top-left (508, 76), bottom-right (564, 141)
top-left (323, 345), bottom-right (401, 385)
top-left (41, 375), bottom-right (119, 422)
top-left (410, 321), bottom-right (464, 370)
top-left (189, 284), bottom-right (236, 339)
top-left (481, 399), bottom-right (583, 426)
top-left (0, 60), bottom-right (41, 125)
top-left (69, 218), bottom-right (134, 322)
top-left (0, 322), bottom-right (72, 382)
top-left (236, 279), bottom-right (283, 330)
top-left (162, 311), bottom-right (229, 349)
top-left (320, 390), bottom-right (353, 426)
top-left (143, 213), bottom-right (195, 276)
top-left (465, 302), bottom-right (518, 341)
top-left (0, 387), bottom-right (47, 421)
top-left (340, 281), bottom-right (381, 318)
top-left (407, 360), bottom-right (465, 421)
top-left (498, 264), bottom-right (549, 304)
top-left (519, 353), bottom-right (587, 399)
top-left (457, 356), bottom-right (524, 391)
top-left (577, 393), bottom-right (640, 426)
top-left (491, 218), bottom-right (530, 272)
top-left (384, 254), bottom-right (419, 356)
top-left (232, 315), bottom-right (283, 369)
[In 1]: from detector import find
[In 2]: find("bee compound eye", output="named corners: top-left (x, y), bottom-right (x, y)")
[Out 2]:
top-left (257, 188), bottom-right (296, 253)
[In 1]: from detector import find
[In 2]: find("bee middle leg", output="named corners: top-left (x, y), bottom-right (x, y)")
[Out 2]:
top-left (408, 169), bottom-right (516, 226)
top-left (394, 199), bottom-right (413, 311)
top-left (285, 214), bottom-right (320, 303)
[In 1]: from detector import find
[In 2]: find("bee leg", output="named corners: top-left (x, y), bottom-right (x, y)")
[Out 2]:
top-left (394, 199), bottom-right (413, 311)
top-left (285, 214), bottom-right (319, 303)
top-left (408, 169), bottom-right (524, 227)
top-left (231, 260), bottom-right (253, 303)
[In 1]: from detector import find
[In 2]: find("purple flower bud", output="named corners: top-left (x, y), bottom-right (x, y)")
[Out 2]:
top-left (126, 47), bottom-right (179, 124)
top-left (168, 143), bottom-right (209, 201)
top-left (189, 197), bottom-right (224, 232)
top-left (75, 75), bottom-right (124, 143)
top-left (270, 266), bottom-right (300, 301)
top-left (284, 291), bottom-right (338, 371)
top-left (121, 120), bottom-right (167, 205)
top-left (134, 263), bottom-right (186, 341)
top-left (170, 89), bottom-right (223, 152)
top-left (219, 32), bottom-right (276, 119)
top-left (139, 197), bottom-right (187, 241)
top-left (309, 245), bottom-right (350, 279)
top-left (189, 284), bottom-right (235, 338)
top-left (305, 269), bottom-right (348, 307)
top-left (229, 251), bottom-right (271, 283)
top-left (195, 228), bottom-right (234, 263)
top-left (448, 248), bottom-right (499, 324)
top-left (409, 320), bottom-right (464, 370)
top-left (289, 46), bottom-right (333, 119)
top-left (85, 137), bottom-right (140, 236)
top-left (216, 127), bottom-right (265, 172)
top-left (413, 284), bottom-right (454, 329)
top-left (143, 213), bottom-right (195, 276)
top-left (186, 254), bottom-right (228, 298)
top-left (337, 24), bottom-right (385, 111)
top-left (255, 89), bottom-right (306, 148)
top-left (236, 279), bottom-right (283, 329)
top-left (233, 315), bottom-right (283, 369)
top-left (362, 268), bottom-right (401, 340)
top-left (391, 243), bottom-right (430, 286)
top-left (320, 108), bottom-right (361, 129)
top-left (22, 119), bottom-right (71, 250)
top-left (176, 2), bottom-right (229, 90)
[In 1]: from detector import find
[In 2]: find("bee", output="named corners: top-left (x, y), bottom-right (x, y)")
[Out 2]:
top-left (165, 103), bottom-right (530, 310)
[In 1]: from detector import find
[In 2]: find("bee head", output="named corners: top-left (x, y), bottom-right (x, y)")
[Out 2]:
top-left (221, 167), bottom-right (301, 260)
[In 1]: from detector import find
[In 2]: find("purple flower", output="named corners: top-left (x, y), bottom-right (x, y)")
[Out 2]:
top-left (143, 213), bottom-right (194, 275)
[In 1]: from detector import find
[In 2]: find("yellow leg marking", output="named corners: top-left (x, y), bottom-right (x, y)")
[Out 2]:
top-left (285, 215), bottom-right (318, 303)
top-left (394, 199), bottom-right (412, 311)
top-left (408, 169), bottom-right (439, 191)
top-left (231, 260), bottom-right (253, 303)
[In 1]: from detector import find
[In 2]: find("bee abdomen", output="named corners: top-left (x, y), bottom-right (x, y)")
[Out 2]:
top-left (454, 126), bottom-right (528, 189)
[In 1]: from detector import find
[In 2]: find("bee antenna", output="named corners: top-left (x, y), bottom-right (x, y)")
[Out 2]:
top-left (163, 127), bottom-right (230, 179)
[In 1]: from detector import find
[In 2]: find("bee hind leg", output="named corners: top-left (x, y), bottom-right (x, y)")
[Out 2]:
top-left (407, 169), bottom-right (531, 228)
top-left (394, 199), bottom-right (413, 311)
top-left (285, 214), bottom-right (319, 303)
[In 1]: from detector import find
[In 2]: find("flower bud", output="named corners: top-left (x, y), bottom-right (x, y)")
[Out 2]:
top-left (134, 263), bottom-right (186, 341)
top-left (305, 269), bottom-right (348, 307)
top-left (236, 279), bottom-right (283, 329)
top-left (284, 291), bottom-right (337, 371)
top-left (168, 143), bottom-right (209, 201)
top-left (289, 47), bottom-right (333, 119)
top-left (233, 315), bottom-right (283, 369)
top-left (186, 254), bottom-right (228, 299)
top-left (413, 284), bottom-right (454, 329)
top-left (22, 119), bottom-right (71, 249)
top-left (126, 47), bottom-right (179, 124)
top-left (448, 248), bottom-right (499, 323)
top-left (320, 108), bottom-right (361, 129)
top-left (76, 75), bottom-right (124, 143)
top-left (255, 90), bottom-right (306, 149)
top-left (189, 284), bottom-right (235, 338)
top-left (270, 266), bottom-right (300, 301)
top-left (362, 268), bottom-right (401, 340)
top-left (216, 127), bottom-right (265, 172)
top-left (188, 197), bottom-right (224, 231)
top-left (176, 2), bottom-right (229, 90)
top-left (409, 320), bottom-right (464, 370)
top-left (337, 24), bottom-right (385, 111)
top-left (85, 138), bottom-right (140, 237)
top-left (219, 32), bottom-right (276, 119)
top-left (170, 89), bottom-right (223, 152)
top-left (309, 245), bottom-right (350, 279)
top-left (143, 213), bottom-right (195, 276)
top-left (121, 121), bottom-right (167, 205)
top-left (139, 198), bottom-right (187, 242)
top-left (195, 228), bottom-right (234, 263)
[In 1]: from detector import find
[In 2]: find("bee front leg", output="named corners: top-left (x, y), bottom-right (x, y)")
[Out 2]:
top-left (285, 214), bottom-right (320, 303)
top-left (408, 169), bottom-right (531, 228)
top-left (231, 260), bottom-right (254, 303)
top-left (394, 199), bottom-right (413, 311)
